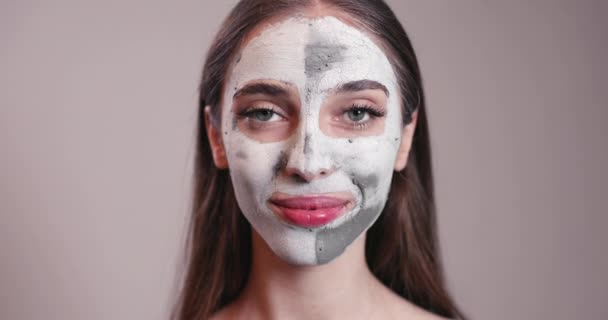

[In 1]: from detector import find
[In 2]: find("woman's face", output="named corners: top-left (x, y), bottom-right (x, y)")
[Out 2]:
top-left (208, 16), bottom-right (416, 265)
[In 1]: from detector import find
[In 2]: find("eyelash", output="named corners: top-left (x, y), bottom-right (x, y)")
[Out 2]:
top-left (236, 105), bottom-right (283, 120)
top-left (235, 104), bottom-right (384, 131)
top-left (344, 103), bottom-right (386, 130)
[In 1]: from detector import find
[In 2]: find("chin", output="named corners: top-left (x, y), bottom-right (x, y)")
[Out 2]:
top-left (274, 245), bottom-right (344, 266)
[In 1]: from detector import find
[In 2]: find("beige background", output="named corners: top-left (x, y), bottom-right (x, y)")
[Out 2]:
top-left (1, 0), bottom-right (606, 319)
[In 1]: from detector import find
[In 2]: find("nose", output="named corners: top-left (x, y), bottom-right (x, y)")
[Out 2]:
top-left (283, 130), bottom-right (334, 182)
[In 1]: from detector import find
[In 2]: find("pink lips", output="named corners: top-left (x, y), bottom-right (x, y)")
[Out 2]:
top-left (269, 195), bottom-right (351, 228)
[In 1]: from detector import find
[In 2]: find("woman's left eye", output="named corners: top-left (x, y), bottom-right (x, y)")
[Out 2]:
top-left (342, 105), bottom-right (385, 129)
top-left (345, 108), bottom-right (370, 122)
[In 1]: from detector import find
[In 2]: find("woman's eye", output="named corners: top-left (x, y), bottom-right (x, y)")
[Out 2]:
top-left (346, 109), bottom-right (370, 122)
top-left (338, 104), bottom-right (385, 131)
top-left (243, 108), bottom-right (283, 122)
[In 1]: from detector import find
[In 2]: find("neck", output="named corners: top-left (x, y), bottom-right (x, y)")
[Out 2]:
top-left (235, 230), bottom-right (382, 320)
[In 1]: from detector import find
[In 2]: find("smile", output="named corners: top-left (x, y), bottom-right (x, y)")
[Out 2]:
top-left (268, 193), bottom-right (354, 228)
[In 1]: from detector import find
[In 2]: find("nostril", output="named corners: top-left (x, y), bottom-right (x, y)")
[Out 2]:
top-left (285, 167), bottom-right (332, 182)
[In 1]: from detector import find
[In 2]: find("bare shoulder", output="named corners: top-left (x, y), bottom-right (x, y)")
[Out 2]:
top-left (390, 297), bottom-right (450, 320)
top-left (379, 284), bottom-right (450, 320)
top-left (209, 309), bottom-right (227, 320)
top-left (394, 301), bottom-right (450, 320)
top-left (209, 302), bottom-right (239, 320)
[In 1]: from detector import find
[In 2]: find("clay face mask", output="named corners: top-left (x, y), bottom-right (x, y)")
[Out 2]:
top-left (220, 16), bottom-right (403, 265)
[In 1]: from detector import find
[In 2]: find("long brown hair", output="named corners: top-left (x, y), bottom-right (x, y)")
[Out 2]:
top-left (172, 0), bottom-right (466, 319)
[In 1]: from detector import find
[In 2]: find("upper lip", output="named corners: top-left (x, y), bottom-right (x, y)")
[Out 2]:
top-left (269, 193), bottom-right (353, 209)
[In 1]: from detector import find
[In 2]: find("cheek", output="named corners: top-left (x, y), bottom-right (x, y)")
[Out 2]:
top-left (331, 134), bottom-right (400, 174)
top-left (328, 135), bottom-right (400, 203)
top-left (224, 128), bottom-right (285, 192)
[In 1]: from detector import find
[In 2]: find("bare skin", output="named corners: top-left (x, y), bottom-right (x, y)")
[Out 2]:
top-left (210, 229), bottom-right (445, 320)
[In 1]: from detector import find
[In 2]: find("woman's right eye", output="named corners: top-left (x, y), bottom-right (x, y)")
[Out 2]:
top-left (239, 107), bottom-right (285, 122)
top-left (249, 109), bottom-right (280, 122)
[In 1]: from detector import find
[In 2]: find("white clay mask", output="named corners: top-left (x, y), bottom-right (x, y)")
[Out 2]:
top-left (220, 16), bottom-right (403, 265)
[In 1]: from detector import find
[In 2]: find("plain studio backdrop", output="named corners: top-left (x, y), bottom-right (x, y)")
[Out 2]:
top-left (1, 0), bottom-right (607, 319)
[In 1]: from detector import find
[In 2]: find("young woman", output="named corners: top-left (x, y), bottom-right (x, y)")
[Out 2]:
top-left (172, 0), bottom-right (466, 319)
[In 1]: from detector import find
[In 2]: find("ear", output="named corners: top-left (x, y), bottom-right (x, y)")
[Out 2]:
top-left (394, 110), bottom-right (418, 172)
top-left (204, 106), bottom-right (229, 169)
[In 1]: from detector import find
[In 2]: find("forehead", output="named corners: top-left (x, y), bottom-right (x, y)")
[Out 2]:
top-left (228, 16), bottom-right (397, 93)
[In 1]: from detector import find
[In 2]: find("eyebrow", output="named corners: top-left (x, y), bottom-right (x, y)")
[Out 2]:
top-left (336, 80), bottom-right (389, 97)
top-left (233, 83), bottom-right (291, 100)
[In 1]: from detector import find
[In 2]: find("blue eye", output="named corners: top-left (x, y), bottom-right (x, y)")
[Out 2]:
top-left (346, 108), bottom-right (369, 122)
top-left (251, 109), bottom-right (275, 121)
top-left (344, 104), bottom-right (385, 122)
top-left (240, 107), bottom-right (284, 122)
top-left (340, 104), bottom-right (386, 131)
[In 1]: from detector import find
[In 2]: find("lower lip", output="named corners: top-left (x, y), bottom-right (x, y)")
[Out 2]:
top-left (269, 197), bottom-right (349, 228)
